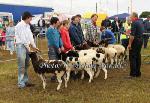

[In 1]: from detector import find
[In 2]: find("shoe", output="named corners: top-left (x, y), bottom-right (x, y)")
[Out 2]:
top-left (25, 82), bottom-right (35, 87)
top-left (124, 76), bottom-right (135, 79)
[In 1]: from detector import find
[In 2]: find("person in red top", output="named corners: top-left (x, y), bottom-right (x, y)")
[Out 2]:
top-left (60, 20), bottom-right (74, 53)
top-left (0, 26), bottom-right (6, 50)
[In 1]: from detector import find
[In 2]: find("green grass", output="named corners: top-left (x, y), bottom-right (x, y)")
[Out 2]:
top-left (0, 38), bottom-right (150, 103)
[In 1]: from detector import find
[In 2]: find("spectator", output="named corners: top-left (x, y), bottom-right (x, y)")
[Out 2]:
top-left (101, 16), bottom-right (112, 28)
top-left (0, 25), bottom-right (6, 50)
top-left (76, 14), bottom-right (86, 42)
top-left (111, 17), bottom-right (122, 43)
top-left (38, 17), bottom-right (46, 27)
top-left (15, 11), bottom-right (36, 88)
top-left (121, 17), bottom-right (131, 49)
top-left (143, 15), bottom-right (150, 48)
top-left (60, 20), bottom-right (74, 53)
top-left (46, 17), bottom-right (64, 60)
top-left (69, 16), bottom-right (84, 46)
top-left (127, 12), bottom-right (144, 78)
top-left (38, 17), bottom-right (46, 35)
top-left (6, 21), bottom-right (15, 55)
top-left (0, 18), bottom-right (3, 27)
top-left (85, 14), bottom-right (101, 46)
top-left (101, 26), bottom-right (116, 44)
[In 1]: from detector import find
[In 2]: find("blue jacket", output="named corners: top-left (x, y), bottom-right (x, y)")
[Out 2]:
top-left (69, 22), bottom-right (84, 46)
top-left (101, 29), bottom-right (116, 44)
top-left (46, 26), bottom-right (63, 49)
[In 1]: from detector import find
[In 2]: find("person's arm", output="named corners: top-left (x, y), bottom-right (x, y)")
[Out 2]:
top-left (128, 22), bottom-right (136, 49)
top-left (69, 26), bottom-right (81, 45)
top-left (28, 28), bottom-right (36, 48)
top-left (60, 29), bottom-right (71, 49)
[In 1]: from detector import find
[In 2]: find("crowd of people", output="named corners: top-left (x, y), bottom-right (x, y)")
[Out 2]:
top-left (0, 11), bottom-right (150, 88)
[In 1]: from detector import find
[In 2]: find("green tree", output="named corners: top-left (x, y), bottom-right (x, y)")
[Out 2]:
top-left (140, 11), bottom-right (150, 18)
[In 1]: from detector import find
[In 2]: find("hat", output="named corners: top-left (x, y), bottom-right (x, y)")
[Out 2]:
top-left (22, 11), bottom-right (34, 20)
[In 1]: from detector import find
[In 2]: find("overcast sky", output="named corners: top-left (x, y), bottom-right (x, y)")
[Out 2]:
top-left (0, 0), bottom-right (150, 16)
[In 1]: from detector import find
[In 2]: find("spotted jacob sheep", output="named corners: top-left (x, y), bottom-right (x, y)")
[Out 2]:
top-left (28, 51), bottom-right (71, 91)
top-left (66, 49), bottom-right (107, 83)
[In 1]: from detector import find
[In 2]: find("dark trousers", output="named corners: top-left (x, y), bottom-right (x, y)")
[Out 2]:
top-left (48, 46), bottom-right (60, 60)
top-left (121, 39), bottom-right (129, 49)
top-left (114, 32), bottom-right (120, 43)
top-left (143, 35), bottom-right (149, 48)
top-left (129, 38), bottom-right (143, 77)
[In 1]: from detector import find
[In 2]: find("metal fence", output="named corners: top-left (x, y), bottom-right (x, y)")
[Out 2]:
top-left (0, 33), bottom-right (150, 64)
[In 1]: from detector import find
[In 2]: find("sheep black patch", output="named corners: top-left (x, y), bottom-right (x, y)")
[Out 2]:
top-left (75, 57), bottom-right (79, 61)
top-left (84, 53), bottom-right (87, 56)
top-left (96, 53), bottom-right (100, 58)
top-left (92, 57), bottom-right (98, 62)
top-left (69, 57), bottom-right (73, 61)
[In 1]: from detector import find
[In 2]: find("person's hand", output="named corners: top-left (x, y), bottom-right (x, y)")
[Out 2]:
top-left (58, 48), bottom-right (61, 54)
top-left (127, 44), bottom-right (132, 50)
top-left (72, 47), bottom-right (75, 50)
top-left (60, 47), bottom-right (65, 52)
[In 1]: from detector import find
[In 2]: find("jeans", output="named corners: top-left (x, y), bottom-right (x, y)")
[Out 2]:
top-left (48, 46), bottom-right (60, 60)
top-left (6, 40), bottom-right (15, 52)
top-left (129, 38), bottom-right (143, 77)
top-left (16, 44), bottom-right (30, 87)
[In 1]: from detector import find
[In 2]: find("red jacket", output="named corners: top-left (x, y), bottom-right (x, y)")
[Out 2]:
top-left (0, 31), bottom-right (6, 42)
top-left (60, 26), bottom-right (73, 52)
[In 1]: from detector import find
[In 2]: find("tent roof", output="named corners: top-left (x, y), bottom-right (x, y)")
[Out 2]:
top-left (109, 13), bottom-right (129, 19)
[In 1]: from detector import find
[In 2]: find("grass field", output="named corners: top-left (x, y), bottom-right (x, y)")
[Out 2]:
top-left (0, 38), bottom-right (150, 103)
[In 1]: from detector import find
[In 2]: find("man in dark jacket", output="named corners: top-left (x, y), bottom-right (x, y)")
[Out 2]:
top-left (128, 12), bottom-right (144, 78)
top-left (101, 16), bottom-right (111, 28)
top-left (38, 17), bottom-right (46, 27)
top-left (143, 15), bottom-right (150, 48)
top-left (69, 16), bottom-right (84, 46)
top-left (111, 17), bottom-right (122, 43)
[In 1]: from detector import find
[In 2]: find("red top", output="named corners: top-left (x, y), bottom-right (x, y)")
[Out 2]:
top-left (0, 31), bottom-right (6, 42)
top-left (60, 26), bottom-right (73, 53)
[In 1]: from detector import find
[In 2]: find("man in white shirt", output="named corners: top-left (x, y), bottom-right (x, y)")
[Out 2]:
top-left (15, 11), bottom-right (36, 88)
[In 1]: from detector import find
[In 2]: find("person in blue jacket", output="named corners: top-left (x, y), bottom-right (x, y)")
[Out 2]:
top-left (69, 16), bottom-right (85, 46)
top-left (101, 26), bottom-right (116, 44)
top-left (46, 17), bottom-right (64, 60)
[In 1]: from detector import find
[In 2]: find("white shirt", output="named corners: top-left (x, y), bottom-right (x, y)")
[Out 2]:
top-left (15, 20), bottom-right (36, 48)
top-left (39, 19), bottom-right (43, 27)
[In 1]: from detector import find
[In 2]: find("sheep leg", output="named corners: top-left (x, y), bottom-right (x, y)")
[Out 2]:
top-left (39, 74), bottom-right (46, 89)
top-left (94, 67), bottom-right (100, 78)
top-left (86, 69), bottom-right (93, 83)
top-left (64, 70), bottom-right (71, 88)
top-left (81, 70), bottom-right (85, 80)
top-left (102, 64), bottom-right (107, 80)
top-left (56, 71), bottom-right (64, 91)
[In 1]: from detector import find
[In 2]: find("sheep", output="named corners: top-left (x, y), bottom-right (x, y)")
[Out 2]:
top-left (99, 40), bottom-right (126, 68)
top-left (96, 47), bottom-right (118, 69)
top-left (107, 44), bottom-right (126, 67)
top-left (66, 49), bottom-right (107, 83)
top-left (28, 48), bottom-right (71, 91)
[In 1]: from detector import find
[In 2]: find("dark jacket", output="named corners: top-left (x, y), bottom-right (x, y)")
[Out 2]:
top-left (143, 19), bottom-right (150, 33)
top-left (38, 19), bottom-right (46, 27)
top-left (131, 19), bottom-right (144, 38)
top-left (69, 22), bottom-right (84, 46)
top-left (111, 20), bottom-right (122, 33)
top-left (101, 19), bottom-right (111, 28)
